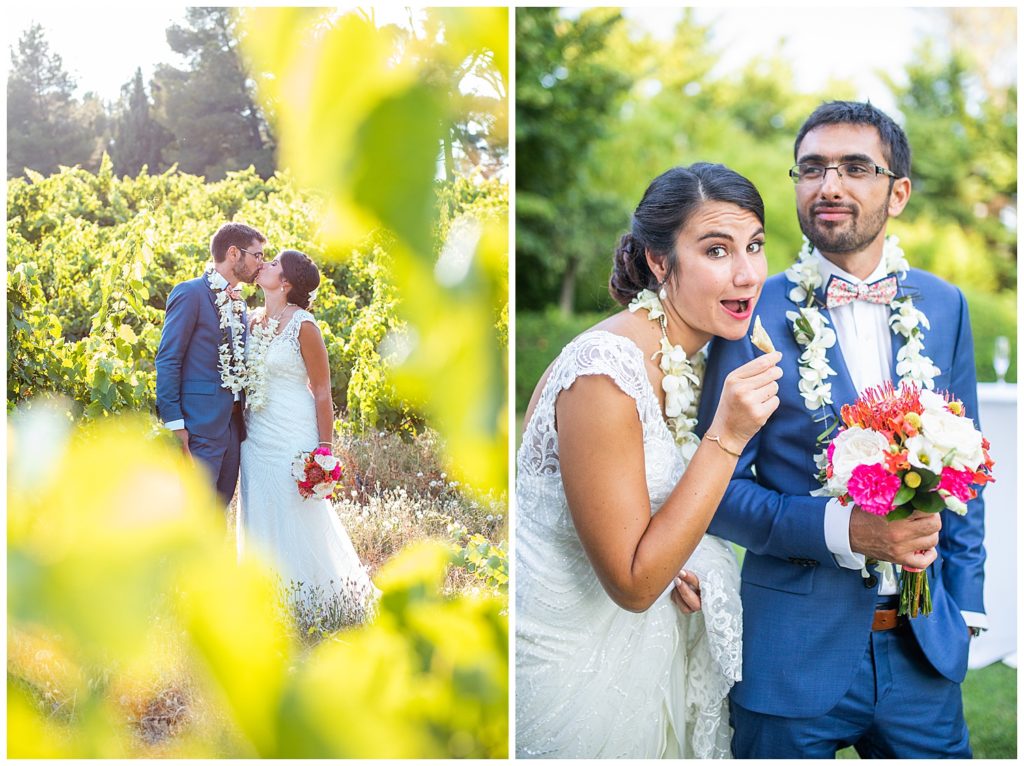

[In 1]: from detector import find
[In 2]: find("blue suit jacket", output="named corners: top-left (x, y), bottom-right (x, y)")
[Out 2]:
top-left (697, 268), bottom-right (986, 718)
top-left (155, 276), bottom-right (246, 440)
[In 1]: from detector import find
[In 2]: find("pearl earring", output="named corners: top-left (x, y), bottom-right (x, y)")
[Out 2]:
top-left (658, 282), bottom-right (668, 301)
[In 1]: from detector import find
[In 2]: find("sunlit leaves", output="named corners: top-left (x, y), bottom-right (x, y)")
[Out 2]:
top-left (8, 411), bottom-right (508, 756)
top-left (240, 8), bottom-right (509, 493)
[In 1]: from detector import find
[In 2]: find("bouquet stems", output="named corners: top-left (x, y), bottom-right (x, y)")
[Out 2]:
top-left (899, 568), bottom-right (932, 618)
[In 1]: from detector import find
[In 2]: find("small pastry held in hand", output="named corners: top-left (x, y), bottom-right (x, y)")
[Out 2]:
top-left (750, 315), bottom-right (776, 354)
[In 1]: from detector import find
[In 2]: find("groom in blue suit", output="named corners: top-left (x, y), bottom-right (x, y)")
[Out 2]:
top-left (156, 222), bottom-right (266, 506)
top-left (697, 102), bottom-right (986, 758)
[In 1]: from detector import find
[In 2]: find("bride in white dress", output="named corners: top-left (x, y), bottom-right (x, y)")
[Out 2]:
top-left (516, 164), bottom-right (782, 758)
top-left (237, 249), bottom-right (377, 620)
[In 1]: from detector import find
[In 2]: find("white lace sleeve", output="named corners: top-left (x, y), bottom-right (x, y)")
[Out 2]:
top-left (282, 309), bottom-right (319, 349)
top-left (517, 331), bottom-right (662, 477)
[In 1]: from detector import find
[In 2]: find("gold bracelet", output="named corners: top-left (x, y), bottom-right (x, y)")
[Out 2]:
top-left (704, 433), bottom-right (741, 458)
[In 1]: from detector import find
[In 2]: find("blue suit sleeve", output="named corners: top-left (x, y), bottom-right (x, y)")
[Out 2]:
top-left (698, 337), bottom-right (835, 565)
top-left (938, 289), bottom-right (986, 614)
top-left (155, 282), bottom-right (200, 425)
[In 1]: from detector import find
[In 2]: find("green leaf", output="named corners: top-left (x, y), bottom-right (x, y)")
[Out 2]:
top-left (816, 419), bottom-right (839, 442)
top-left (911, 491), bottom-right (945, 514)
top-left (350, 84), bottom-right (445, 260)
top-left (887, 506), bottom-right (914, 521)
top-left (117, 324), bottom-right (138, 344)
top-left (893, 485), bottom-right (916, 507)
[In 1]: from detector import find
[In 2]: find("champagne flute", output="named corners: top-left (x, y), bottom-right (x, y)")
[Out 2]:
top-left (993, 336), bottom-right (1010, 384)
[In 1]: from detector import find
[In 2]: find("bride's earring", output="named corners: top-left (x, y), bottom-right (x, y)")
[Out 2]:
top-left (658, 279), bottom-right (668, 301)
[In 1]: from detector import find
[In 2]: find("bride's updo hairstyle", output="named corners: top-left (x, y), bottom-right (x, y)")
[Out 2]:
top-left (609, 163), bottom-right (765, 306)
top-left (279, 250), bottom-right (321, 310)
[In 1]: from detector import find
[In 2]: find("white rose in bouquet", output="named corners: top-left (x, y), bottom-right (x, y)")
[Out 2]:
top-left (920, 410), bottom-right (984, 471)
top-left (314, 452), bottom-right (340, 472)
top-left (828, 426), bottom-right (890, 492)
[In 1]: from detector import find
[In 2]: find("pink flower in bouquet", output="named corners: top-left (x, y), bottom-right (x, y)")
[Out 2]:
top-left (847, 462), bottom-right (901, 516)
top-left (938, 466), bottom-right (976, 503)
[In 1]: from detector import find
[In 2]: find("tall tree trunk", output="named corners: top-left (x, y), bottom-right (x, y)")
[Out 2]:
top-left (558, 255), bottom-right (578, 316)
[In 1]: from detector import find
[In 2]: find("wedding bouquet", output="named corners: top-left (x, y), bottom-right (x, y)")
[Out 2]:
top-left (291, 446), bottom-right (343, 501)
top-left (815, 382), bottom-right (994, 617)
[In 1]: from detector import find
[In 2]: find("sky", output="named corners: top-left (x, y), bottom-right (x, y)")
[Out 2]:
top-left (4, 5), bottom-right (422, 103)
top-left (6, 5), bottom-right (190, 102)
top-left (5, 5), bottom-right (1016, 108)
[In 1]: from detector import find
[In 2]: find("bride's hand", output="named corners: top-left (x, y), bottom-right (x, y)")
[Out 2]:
top-left (706, 351), bottom-right (782, 454)
top-left (670, 569), bottom-right (702, 614)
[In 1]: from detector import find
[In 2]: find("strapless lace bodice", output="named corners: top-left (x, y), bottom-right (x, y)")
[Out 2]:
top-left (515, 331), bottom-right (741, 759)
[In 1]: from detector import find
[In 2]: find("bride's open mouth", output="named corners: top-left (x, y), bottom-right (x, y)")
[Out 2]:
top-left (720, 298), bottom-right (753, 318)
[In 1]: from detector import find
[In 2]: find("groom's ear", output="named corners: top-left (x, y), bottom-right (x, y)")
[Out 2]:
top-left (887, 176), bottom-right (911, 218)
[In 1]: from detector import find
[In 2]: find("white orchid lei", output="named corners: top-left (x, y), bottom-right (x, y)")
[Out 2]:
top-left (628, 289), bottom-right (705, 453)
top-left (244, 309), bottom-right (279, 411)
top-left (785, 235), bottom-right (939, 425)
top-left (206, 268), bottom-right (248, 395)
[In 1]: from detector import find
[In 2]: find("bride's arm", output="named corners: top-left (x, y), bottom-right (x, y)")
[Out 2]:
top-left (298, 320), bottom-right (335, 447)
top-left (558, 352), bottom-right (780, 613)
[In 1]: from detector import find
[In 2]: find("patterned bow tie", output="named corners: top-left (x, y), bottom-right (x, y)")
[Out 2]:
top-left (824, 274), bottom-right (898, 309)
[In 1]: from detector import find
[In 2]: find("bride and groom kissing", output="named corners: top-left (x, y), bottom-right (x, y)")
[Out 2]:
top-left (155, 222), bottom-right (377, 617)
top-left (516, 101), bottom-right (986, 758)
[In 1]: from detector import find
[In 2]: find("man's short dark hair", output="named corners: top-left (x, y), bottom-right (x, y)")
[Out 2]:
top-left (210, 222), bottom-right (266, 263)
top-left (794, 101), bottom-right (911, 179)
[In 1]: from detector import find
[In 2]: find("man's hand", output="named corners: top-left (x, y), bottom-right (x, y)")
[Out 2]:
top-left (849, 507), bottom-right (940, 569)
top-left (174, 428), bottom-right (193, 462)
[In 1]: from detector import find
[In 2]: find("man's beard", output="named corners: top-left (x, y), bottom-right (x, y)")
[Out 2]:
top-left (797, 197), bottom-right (889, 255)
top-left (234, 261), bottom-right (258, 283)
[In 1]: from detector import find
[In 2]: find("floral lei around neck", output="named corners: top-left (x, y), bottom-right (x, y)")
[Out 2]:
top-left (627, 289), bottom-right (706, 453)
top-left (244, 308), bottom-right (280, 411)
top-left (784, 235), bottom-right (939, 423)
top-left (205, 267), bottom-right (247, 395)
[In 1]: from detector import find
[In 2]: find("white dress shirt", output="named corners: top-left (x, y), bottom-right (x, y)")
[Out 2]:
top-left (816, 251), bottom-right (987, 629)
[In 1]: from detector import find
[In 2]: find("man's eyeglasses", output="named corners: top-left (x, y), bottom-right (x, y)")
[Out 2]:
top-left (789, 162), bottom-right (899, 185)
top-left (238, 247), bottom-right (265, 260)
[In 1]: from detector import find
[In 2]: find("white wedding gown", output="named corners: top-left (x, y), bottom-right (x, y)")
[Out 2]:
top-left (237, 309), bottom-right (377, 612)
top-left (515, 331), bottom-right (742, 759)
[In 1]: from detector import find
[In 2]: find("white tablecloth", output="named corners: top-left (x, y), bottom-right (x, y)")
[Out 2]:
top-left (967, 383), bottom-right (1017, 669)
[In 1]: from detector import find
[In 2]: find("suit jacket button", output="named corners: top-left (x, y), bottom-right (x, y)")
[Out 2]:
top-left (863, 575), bottom-right (878, 588)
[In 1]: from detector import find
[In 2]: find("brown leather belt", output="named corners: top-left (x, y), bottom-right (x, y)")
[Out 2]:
top-left (872, 608), bottom-right (900, 631)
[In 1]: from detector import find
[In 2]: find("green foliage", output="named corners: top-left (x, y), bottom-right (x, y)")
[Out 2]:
top-left (450, 528), bottom-right (509, 597)
top-left (112, 69), bottom-right (173, 177)
top-left (242, 8), bottom-right (509, 494)
top-left (515, 309), bottom-right (610, 414)
top-left (7, 161), bottom-right (504, 426)
top-left (8, 410), bottom-right (507, 757)
top-left (516, 8), bottom-right (633, 313)
top-left (7, 23), bottom-right (104, 178)
top-left (150, 8), bottom-right (275, 180)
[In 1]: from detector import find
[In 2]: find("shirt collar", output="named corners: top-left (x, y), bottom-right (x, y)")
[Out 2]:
top-left (813, 249), bottom-right (889, 286)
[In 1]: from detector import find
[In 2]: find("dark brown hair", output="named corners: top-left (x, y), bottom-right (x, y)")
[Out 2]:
top-left (279, 249), bottom-right (320, 310)
top-left (210, 222), bottom-right (266, 263)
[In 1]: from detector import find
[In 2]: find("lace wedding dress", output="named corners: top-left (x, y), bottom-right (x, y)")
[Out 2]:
top-left (238, 309), bottom-right (377, 615)
top-left (515, 331), bottom-right (742, 759)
